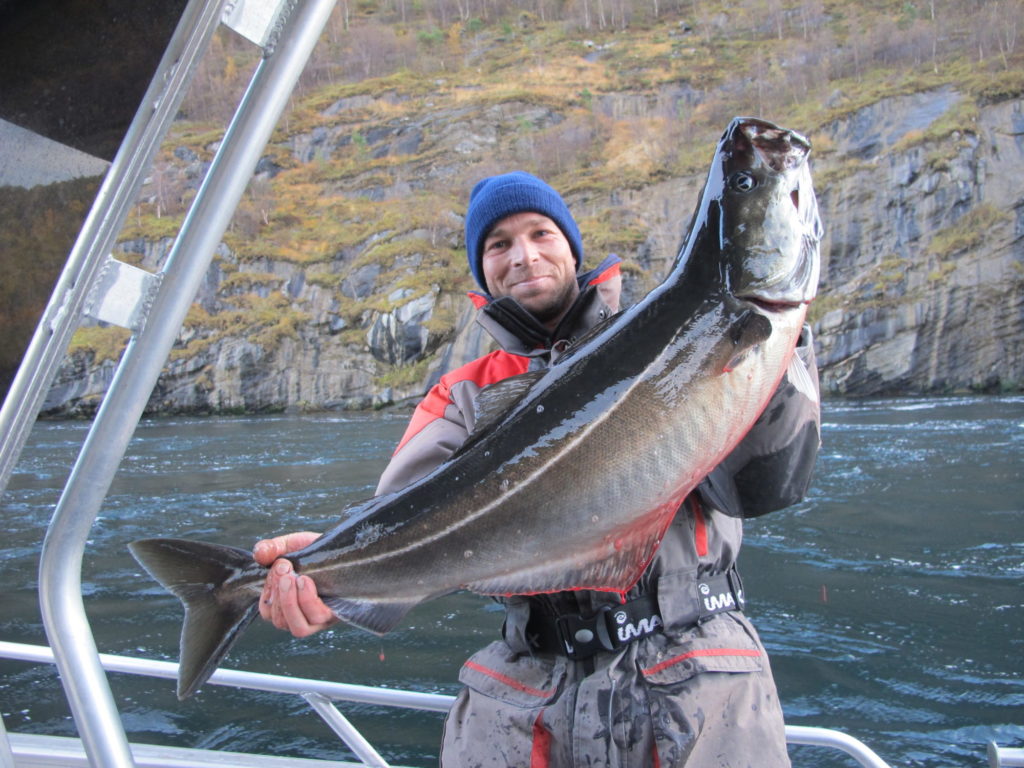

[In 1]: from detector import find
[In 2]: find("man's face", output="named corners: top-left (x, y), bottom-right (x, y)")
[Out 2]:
top-left (482, 212), bottom-right (580, 329)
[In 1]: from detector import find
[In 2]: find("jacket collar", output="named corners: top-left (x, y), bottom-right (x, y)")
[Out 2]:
top-left (470, 255), bottom-right (622, 359)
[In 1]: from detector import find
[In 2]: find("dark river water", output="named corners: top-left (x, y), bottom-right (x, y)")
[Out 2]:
top-left (1, 395), bottom-right (1022, 767)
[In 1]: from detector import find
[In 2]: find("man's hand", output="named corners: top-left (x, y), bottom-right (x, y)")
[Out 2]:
top-left (254, 532), bottom-right (338, 638)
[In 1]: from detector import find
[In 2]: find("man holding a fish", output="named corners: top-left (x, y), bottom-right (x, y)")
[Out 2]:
top-left (254, 122), bottom-right (822, 767)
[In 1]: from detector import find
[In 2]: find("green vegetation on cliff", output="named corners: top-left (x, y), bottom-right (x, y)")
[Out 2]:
top-left (154, 0), bottom-right (1024, 253)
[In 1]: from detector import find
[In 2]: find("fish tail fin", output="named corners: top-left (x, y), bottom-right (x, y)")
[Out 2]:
top-left (129, 538), bottom-right (261, 700)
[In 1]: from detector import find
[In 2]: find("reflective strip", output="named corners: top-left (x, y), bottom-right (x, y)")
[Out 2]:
top-left (463, 660), bottom-right (556, 699)
top-left (692, 496), bottom-right (708, 557)
top-left (531, 710), bottom-right (552, 768)
top-left (641, 647), bottom-right (761, 677)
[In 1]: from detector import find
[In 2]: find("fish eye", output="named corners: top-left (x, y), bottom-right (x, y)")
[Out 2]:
top-left (729, 171), bottom-right (757, 192)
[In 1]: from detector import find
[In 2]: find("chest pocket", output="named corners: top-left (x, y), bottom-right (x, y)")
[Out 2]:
top-left (458, 640), bottom-right (567, 707)
top-left (637, 614), bottom-right (764, 686)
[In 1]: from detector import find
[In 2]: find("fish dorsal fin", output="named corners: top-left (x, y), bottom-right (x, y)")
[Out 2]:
top-left (471, 370), bottom-right (546, 437)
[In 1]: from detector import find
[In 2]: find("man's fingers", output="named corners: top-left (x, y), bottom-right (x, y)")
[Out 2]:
top-left (296, 576), bottom-right (337, 628)
top-left (254, 530), bottom-right (324, 625)
top-left (268, 560), bottom-right (294, 629)
top-left (253, 531), bottom-right (321, 565)
top-left (253, 539), bottom-right (279, 566)
top-left (259, 560), bottom-right (335, 636)
top-left (273, 570), bottom-right (297, 630)
top-left (277, 575), bottom-right (332, 637)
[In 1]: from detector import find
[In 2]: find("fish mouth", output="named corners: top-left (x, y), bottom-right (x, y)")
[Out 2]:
top-left (738, 294), bottom-right (804, 313)
top-left (730, 117), bottom-right (812, 171)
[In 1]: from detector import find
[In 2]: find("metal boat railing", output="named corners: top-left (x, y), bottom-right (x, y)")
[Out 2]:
top-left (990, 742), bottom-right (1024, 768)
top-left (0, 0), bottom-right (221, 498)
top-left (0, 639), bottom-right (902, 768)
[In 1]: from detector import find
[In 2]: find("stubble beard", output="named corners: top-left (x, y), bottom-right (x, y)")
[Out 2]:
top-left (519, 277), bottom-right (579, 327)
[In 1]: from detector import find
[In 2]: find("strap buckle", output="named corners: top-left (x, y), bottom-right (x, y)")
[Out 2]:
top-left (554, 607), bottom-right (617, 660)
top-left (554, 595), bottom-right (663, 661)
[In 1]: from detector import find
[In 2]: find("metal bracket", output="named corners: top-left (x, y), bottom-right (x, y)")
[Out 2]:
top-left (222, 0), bottom-right (297, 52)
top-left (301, 692), bottom-right (391, 768)
top-left (83, 257), bottom-right (162, 331)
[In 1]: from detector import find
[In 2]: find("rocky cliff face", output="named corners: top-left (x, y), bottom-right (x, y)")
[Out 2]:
top-left (44, 88), bottom-right (1024, 416)
top-left (812, 90), bottom-right (1023, 394)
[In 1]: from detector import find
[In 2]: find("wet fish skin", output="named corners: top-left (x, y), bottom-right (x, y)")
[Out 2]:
top-left (130, 116), bottom-right (821, 700)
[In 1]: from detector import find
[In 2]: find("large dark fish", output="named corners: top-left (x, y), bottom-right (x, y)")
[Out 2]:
top-left (131, 116), bottom-right (822, 700)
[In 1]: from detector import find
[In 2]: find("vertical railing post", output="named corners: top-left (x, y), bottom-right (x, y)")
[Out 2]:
top-left (0, 715), bottom-right (16, 768)
top-left (37, 2), bottom-right (337, 766)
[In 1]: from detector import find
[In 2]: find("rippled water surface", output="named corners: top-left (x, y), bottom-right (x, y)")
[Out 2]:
top-left (2, 396), bottom-right (1022, 766)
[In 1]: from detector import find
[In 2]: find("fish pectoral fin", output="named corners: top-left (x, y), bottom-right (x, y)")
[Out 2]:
top-left (469, 370), bottom-right (545, 438)
top-left (724, 309), bottom-right (773, 372)
top-left (324, 595), bottom-right (421, 635)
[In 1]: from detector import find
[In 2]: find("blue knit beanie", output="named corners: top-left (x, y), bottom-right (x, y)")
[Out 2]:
top-left (464, 171), bottom-right (584, 294)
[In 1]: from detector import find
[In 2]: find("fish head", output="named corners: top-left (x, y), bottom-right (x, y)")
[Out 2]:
top-left (713, 117), bottom-right (822, 307)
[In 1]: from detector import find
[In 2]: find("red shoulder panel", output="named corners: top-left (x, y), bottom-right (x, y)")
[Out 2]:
top-left (393, 351), bottom-right (531, 453)
top-left (587, 260), bottom-right (620, 286)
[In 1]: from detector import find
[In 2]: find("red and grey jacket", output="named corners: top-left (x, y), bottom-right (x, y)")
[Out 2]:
top-left (399, 256), bottom-right (819, 768)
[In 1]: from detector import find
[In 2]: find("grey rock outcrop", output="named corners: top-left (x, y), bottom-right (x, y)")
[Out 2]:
top-left (367, 290), bottom-right (437, 365)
